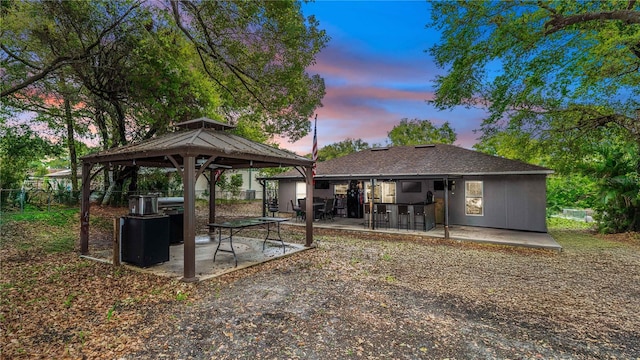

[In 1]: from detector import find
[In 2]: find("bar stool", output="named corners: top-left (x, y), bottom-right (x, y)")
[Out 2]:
top-left (363, 203), bottom-right (371, 228)
top-left (375, 204), bottom-right (390, 229)
top-left (397, 205), bottom-right (410, 230)
top-left (413, 205), bottom-right (425, 231)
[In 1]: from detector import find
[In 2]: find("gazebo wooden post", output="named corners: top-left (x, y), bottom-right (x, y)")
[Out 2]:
top-left (370, 178), bottom-right (375, 230)
top-left (80, 162), bottom-right (92, 255)
top-left (262, 180), bottom-right (267, 217)
top-left (209, 168), bottom-right (216, 226)
top-left (182, 155), bottom-right (198, 282)
top-left (305, 166), bottom-right (314, 247)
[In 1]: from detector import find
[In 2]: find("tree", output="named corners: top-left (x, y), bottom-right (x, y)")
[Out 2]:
top-left (387, 118), bottom-right (456, 146)
top-left (170, 0), bottom-right (328, 141)
top-left (429, 1), bottom-right (640, 232)
top-left (316, 138), bottom-right (370, 161)
top-left (0, 123), bottom-right (60, 192)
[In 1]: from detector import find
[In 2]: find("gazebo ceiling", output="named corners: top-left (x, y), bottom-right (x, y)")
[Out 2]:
top-left (81, 118), bottom-right (312, 169)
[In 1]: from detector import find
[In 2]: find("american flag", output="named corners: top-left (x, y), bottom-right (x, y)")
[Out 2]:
top-left (312, 114), bottom-right (318, 182)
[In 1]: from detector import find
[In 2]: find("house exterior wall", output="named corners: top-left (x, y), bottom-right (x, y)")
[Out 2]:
top-left (448, 175), bottom-right (547, 232)
top-left (277, 180), bottom-right (297, 212)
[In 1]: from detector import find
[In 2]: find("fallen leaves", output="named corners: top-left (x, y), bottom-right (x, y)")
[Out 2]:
top-left (2, 203), bottom-right (640, 359)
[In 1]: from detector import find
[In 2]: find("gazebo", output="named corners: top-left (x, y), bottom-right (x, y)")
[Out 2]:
top-left (79, 118), bottom-right (315, 282)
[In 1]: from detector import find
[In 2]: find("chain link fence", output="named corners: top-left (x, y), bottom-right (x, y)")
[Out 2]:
top-left (0, 188), bottom-right (269, 214)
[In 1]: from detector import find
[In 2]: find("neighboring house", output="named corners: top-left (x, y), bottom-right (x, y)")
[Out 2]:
top-left (268, 144), bottom-right (553, 232)
top-left (195, 168), bottom-right (266, 199)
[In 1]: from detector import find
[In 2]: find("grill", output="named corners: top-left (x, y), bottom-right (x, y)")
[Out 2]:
top-left (158, 197), bottom-right (184, 244)
top-left (158, 197), bottom-right (184, 211)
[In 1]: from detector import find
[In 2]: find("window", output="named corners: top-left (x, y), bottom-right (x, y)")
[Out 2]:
top-left (334, 183), bottom-right (348, 195)
top-left (364, 181), bottom-right (396, 203)
top-left (465, 181), bottom-right (483, 216)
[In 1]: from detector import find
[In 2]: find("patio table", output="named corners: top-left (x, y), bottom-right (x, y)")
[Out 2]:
top-left (208, 217), bottom-right (288, 266)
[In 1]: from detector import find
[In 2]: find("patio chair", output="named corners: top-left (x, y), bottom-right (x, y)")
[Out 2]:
top-left (413, 205), bottom-right (425, 231)
top-left (397, 205), bottom-right (410, 230)
top-left (291, 199), bottom-right (303, 221)
top-left (334, 196), bottom-right (346, 217)
top-left (298, 198), bottom-right (306, 220)
top-left (267, 199), bottom-right (279, 217)
top-left (375, 204), bottom-right (390, 229)
top-left (363, 203), bottom-right (371, 228)
top-left (322, 198), bottom-right (335, 221)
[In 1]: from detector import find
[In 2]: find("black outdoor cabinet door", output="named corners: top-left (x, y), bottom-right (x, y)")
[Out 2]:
top-left (347, 180), bottom-right (362, 218)
top-left (122, 216), bottom-right (170, 267)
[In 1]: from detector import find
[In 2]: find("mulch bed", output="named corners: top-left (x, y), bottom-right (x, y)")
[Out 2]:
top-left (1, 202), bottom-right (639, 359)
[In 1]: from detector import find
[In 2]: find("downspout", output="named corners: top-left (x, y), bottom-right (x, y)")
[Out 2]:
top-left (444, 176), bottom-right (450, 239)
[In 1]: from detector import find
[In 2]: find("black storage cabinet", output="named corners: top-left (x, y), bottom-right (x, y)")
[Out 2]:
top-left (122, 215), bottom-right (170, 267)
top-left (166, 210), bottom-right (184, 244)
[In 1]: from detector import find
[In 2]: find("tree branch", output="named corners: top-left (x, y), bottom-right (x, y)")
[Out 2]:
top-left (1, 44), bottom-right (42, 70)
top-left (1, 1), bottom-right (142, 98)
top-left (545, 10), bottom-right (640, 35)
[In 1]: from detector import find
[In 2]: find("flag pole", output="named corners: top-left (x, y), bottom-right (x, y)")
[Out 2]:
top-left (312, 114), bottom-right (318, 185)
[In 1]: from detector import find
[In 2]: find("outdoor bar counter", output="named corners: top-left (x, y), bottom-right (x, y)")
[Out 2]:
top-left (366, 202), bottom-right (436, 230)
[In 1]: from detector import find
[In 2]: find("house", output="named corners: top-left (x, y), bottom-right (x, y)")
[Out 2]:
top-left (268, 144), bottom-right (553, 233)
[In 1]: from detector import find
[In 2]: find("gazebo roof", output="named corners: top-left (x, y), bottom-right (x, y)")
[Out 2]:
top-left (81, 118), bottom-right (311, 169)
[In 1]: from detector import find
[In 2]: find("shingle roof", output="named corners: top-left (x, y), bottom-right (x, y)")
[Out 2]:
top-left (269, 144), bottom-right (552, 179)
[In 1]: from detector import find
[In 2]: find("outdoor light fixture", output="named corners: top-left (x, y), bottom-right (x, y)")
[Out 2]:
top-left (196, 158), bottom-right (207, 165)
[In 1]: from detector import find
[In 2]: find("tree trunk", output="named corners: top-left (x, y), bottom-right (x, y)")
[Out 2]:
top-left (101, 168), bottom-right (115, 206)
top-left (63, 93), bottom-right (78, 193)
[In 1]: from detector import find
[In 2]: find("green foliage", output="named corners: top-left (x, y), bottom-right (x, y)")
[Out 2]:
top-left (137, 169), bottom-right (181, 195)
top-left (429, 1), bottom-right (640, 233)
top-left (169, 0), bottom-right (329, 141)
top-left (587, 141), bottom-right (640, 233)
top-left (216, 173), bottom-right (244, 196)
top-left (316, 138), bottom-right (369, 161)
top-left (546, 174), bottom-right (598, 214)
top-left (387, 118), bottom-right (456, 146)
top-left (0, 124), bottom-right (60, 191)
top-left (473, 130), bottom-right (546, 164)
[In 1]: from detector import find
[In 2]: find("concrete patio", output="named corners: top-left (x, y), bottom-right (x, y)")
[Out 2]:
top-left (87, 232), bottom-right (310, 281)
top-left (86, 213), bottom-right (560, 281)
top-left (286, 215), bottom-right (563, 251)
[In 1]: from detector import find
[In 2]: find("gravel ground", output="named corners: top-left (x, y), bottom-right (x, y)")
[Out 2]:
top-left (127, 205), bottom-right (640, 359)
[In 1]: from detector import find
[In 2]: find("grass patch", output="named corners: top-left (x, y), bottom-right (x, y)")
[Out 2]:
top-left (1, 209), bottom-right (78, 253)
top-left (547, 216), bottom-right (627, 251)
top-left (1, 208), bottom-right (78, 227)
top-left (550, 229), bottom-right (624, 251)
top-left (547, 217), bottom-right (594, 231)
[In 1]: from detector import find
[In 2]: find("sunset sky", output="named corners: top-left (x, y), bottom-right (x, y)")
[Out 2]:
top-left (278, 1), bottom-right (489, 155)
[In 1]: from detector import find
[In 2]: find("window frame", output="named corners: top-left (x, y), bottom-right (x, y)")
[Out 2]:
top-left (465, 180), bottom-right (484, 216)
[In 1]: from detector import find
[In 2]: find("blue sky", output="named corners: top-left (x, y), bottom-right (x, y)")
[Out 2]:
top-left (277, 1), bottom-right (489, 155)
